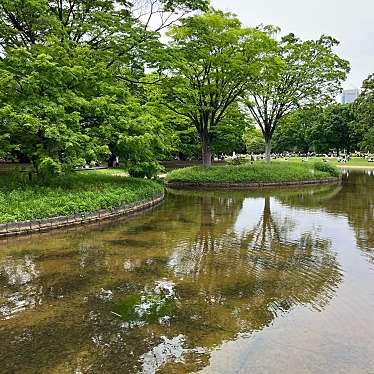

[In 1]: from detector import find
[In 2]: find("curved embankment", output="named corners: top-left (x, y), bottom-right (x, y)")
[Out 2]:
top-left (0, 192), bottom-right (164, 238)
top-left (167, 177), bottom-right (341, 189)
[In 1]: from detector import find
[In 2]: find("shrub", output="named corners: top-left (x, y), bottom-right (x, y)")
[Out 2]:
top-left (313, 161), bottom-right (340, 177)
top-left (227, 156), bottom-right (250, 165)
top-left (128, 162), bottom-right (164, 179)
top-left (36, 156), bottom-right (62, 177)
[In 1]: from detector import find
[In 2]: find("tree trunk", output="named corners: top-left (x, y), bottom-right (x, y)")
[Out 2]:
top-left (202, 140), bottom-right (212, 167)
top-left (265, 140), bottom-right (272, 164)
top-left (108, 154), bottom-right (115, 168)
top-left (201, 130), bottom-right (212, 168)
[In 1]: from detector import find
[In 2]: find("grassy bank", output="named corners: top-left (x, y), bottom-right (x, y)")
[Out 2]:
top-left (166, 161), bottom-right (339, 184)
top-left (0, 173), bottom-right (164, 223)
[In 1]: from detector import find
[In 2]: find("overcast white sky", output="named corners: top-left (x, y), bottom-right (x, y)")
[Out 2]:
top-left (211, 0), bottom-right (373, 89)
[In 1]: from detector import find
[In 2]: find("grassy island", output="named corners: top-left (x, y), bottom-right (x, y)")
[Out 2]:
top-left (166, 161), bottom-right (340, 185)
top-left (0, 173), bottom-right (164, 224)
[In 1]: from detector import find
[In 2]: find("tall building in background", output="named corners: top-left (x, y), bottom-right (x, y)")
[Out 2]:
top-left (341, 89), bottom-right (360, 104)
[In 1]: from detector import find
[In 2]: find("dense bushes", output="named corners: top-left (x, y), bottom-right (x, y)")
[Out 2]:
top-left (128, 162), bottom-right (165, 179)
top-left (226, 156), bottom-right (250, 165)
top-left (313, 161), bottom-right (340, 177)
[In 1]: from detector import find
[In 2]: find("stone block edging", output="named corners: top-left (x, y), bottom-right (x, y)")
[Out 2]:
top-left (167, 177), bottom-right (341, 190)
top-left (0, 192), bottom-right (164, 238)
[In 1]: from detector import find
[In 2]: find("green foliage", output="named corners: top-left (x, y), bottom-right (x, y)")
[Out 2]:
top-left (36, 156), bottom-right (62, 177)
top-left (0, 1), bottom-right (357, 169)
top-left (211, 104), bottom-right (249, 156)
top-left (273, 104), bottom-right (357, 153)
top-left (167, 162), bottom-right (339, 184)
top-left (128, 162), bottom-right (165, 179)
top-left (313, 161), bottom-right (340, 177)
top-left (272, 107), bottom-right (322, 152)
top-left (353, 74), bottom-right (374, 153)
top-left (0, 0), bottom-right (208, 171)
top-left (0, 173), bottom-right (164, 223)
top-left (244, 32), bottom-right (350, 161)
top-left (243, 127), bottom-right (265, 154)
top-left (175, 127), bottom-right (201, 160)
top-left (227, 156), bottom-right (250, 165)
top-left (321, 104), bottom-right (355, 153)
top-left (163, 10), bottom-right (274, 166)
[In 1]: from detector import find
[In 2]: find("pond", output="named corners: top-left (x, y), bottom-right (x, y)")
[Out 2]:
top-left (0, 170), bottom-right (373, 373)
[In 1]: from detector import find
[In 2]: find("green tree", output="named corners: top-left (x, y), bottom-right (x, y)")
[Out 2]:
top-left (211, 104), bottom-right (249, 156)
top-left (243, 127), bottom-right (265, 154)
top-left (0, 0), bottom-right (208, 174)
top-left (162, 10), bottom-right (274, 167)
top-left (0, 44), bottom-right (113, 171)
top-left (272, 107), bottom-right (322, 153)
top-left (322, 104), bottom-right (355, 154)
top-left (273, 105), bottom-right (356, 154)
top-left (354, 75), bottom-right (374, 153)
top-left (244, 33), bottom-right (350, 163)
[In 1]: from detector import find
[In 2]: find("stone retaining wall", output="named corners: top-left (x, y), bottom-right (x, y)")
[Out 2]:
top-left (0, 192), bottom-right (164, 238)
top-left (167, 177), bottom-right (341, 190)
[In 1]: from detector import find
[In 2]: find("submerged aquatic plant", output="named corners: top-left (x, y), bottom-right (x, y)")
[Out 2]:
top-left (112, 280), bottom-right (177, 324)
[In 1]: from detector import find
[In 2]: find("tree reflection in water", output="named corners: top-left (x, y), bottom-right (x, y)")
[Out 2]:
top-left (0, 187), bottom-right (343, 373)
top-left (277, 171), bottom-right (374, 264)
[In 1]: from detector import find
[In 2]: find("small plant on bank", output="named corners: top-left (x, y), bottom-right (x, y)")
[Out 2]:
top-left (128, 161), bottom-right (165, 179)
top-left (227, 156), bottom-right (250, 165)
top-left (313, 161), bottom-right (340, 177)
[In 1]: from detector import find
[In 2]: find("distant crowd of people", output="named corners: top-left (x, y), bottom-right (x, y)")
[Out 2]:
top-left (214, 151), bottom-right (374, 163)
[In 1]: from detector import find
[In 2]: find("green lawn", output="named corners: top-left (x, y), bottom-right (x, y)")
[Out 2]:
top-left (89, 167), bottom-right (128, 175)
top-left (0, 173), bottom-right (163, 223)
top-left (166, 161), bottom-right (339, 184)
top-left (275, 156), bottom-right (374, 167)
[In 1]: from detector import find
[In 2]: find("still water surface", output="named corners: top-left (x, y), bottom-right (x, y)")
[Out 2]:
top-left (0, 171), bottom-right (374, 373)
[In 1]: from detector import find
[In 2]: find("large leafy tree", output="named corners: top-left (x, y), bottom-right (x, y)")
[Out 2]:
top-left (0, 0), bottom-right (208, 51)
top-left (322, 104), bottom-right (355, 154)
top-left (272, 108), bottom-right (319, 153)
top-left (272, 107), bottom-right (328, 153)
top-left (244, 33), bottom-right (350, 162)
top-left (273, 105), bottom-right (357, 154)
top-left (132, 0), bottom-right (209, 32)
top-left (354, 74), bottom-right (374, 153)
top-left (162, 10), bottom-right (275, 167)
top-left (0, 0), bottom-right (208, 173)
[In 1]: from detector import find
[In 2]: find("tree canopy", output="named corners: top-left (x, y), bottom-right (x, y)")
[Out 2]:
top-left (273, 104), bottom-right (357, 154)
top-left (244, 33), bottom-right (350, 162)
top-left (353, 74), bottom-right (374, 153)
top-left (0, 2), bottom-right (366, 174)
top-left (161, 10), bottom-right (275, 166)
top-left (0, 0), bottom-right (208, 175)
